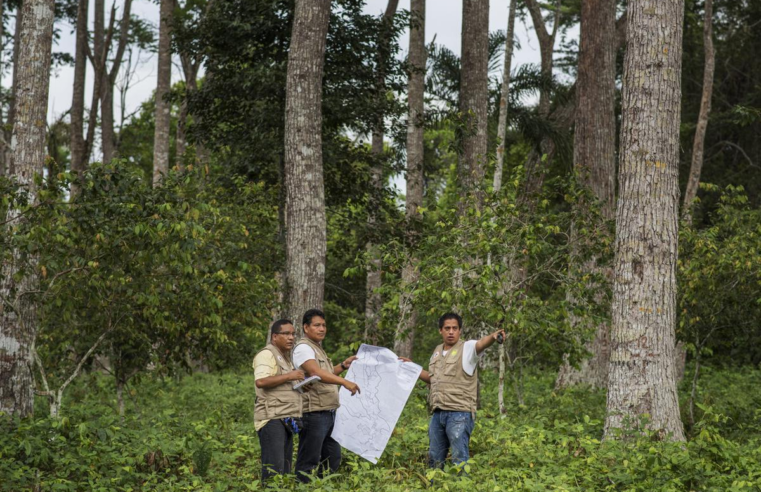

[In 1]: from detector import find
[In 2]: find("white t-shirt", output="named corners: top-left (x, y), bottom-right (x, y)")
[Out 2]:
top-left (440, 340), bottom-right (480, 376)
top-left (293, 343), bottom-right (318, 370)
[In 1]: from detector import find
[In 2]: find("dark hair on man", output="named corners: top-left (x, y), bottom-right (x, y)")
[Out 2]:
top-left (270, 319), bottom-right (294, 335)
top-left (302, 308), bottom-right (326, 327)
top-left (438, 312), bottom-right (463, 330)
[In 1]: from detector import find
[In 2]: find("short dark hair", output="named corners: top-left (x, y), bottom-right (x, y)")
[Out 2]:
top-left (302, 309), bottom-right (325, 326)
top-left (438, 312), bottom-right (462, 330)
top-left (271, 319), bottom-right (294, 335)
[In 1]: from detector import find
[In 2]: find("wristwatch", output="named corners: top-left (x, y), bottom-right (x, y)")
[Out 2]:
top-left (340, 361), bottom-right (348, 370)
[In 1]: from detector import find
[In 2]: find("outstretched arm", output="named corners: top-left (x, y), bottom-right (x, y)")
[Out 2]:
top-left (475, 329), bottom-right (506, 355)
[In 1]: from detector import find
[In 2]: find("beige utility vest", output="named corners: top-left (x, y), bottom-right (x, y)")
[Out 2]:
top-left (428, 339), bottom-right (478, 415)
top-left (296, 337), bottom-right (340, 412)
top-left (253, 344), bottom-right (302, 421)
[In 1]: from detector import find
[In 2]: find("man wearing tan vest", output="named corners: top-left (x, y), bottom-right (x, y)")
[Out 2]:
top-left (403, 312), bottom-right (505, 469)
top-left (253, 319), bottom-right (305, 483)
top-left (292, 308), bottom-right (360, 482)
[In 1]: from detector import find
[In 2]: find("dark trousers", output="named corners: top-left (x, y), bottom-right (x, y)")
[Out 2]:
top-left (257, 419), bottom-right (293, 484)
top-left (295, 410), bottom-right (341, 482)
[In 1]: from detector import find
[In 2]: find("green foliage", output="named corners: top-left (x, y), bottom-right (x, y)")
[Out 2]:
top-left (678, 185), bottom-right (761, 365)
top-left (0, 163), bottom-right (281, 415)
top-left (2, 368), bottom-right (761, 490)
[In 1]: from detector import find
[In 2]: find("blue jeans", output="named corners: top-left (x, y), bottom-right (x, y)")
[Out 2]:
top-left (428, 410), bottom-right (475, 468)
top-left (295, 410), bottom-right (341, 482)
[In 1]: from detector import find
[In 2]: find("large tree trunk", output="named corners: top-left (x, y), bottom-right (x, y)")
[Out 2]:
top-left (394, 0), bottom-right (425, 359)
top-left (69, 0), bottom-right (88, 194)
top-left (554, 0), bottom-right (617, 390)
top-left (604, 0), bottom-right (686, 442)
top-left (492, 0), bottom-right (517, 193)
top-left (284, 0), bottom-right (331, 332)
top-left (153, 0), bottom-right (173, 185)
top-left (0, 0), bottom-right (55, 418)
top-left (364, 0), bottom-right (399, 343)
top-left (457, 0), bottom-right (489, 212)
top-left (0, 0), bottom-right (5, 177)
top-left (682, 0), bottom-right (714, 224)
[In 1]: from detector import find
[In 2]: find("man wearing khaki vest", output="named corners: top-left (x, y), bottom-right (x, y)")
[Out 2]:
top-left (292, 308), bottom-right (360, 482)
top-left (403, 312), bottom-right (505, 469)
top-left (253, 319), bottom-right (305, 483)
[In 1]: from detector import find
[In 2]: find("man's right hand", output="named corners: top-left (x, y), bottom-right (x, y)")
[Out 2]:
top-left (288, 370), bottom-right (306, 382)
top-left (343, 381), bottom-right (361, 396)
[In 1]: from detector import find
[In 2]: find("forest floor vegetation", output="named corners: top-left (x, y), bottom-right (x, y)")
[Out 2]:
top-left (1, 366), bottom-right (760, 491)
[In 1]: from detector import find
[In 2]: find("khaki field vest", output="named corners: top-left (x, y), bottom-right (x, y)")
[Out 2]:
top-left (428, 339), bottom-right (478, 415)
top-left (254, 344), bottom-right (302, 422)
top-left (296, 337), bottom-right (340, 412)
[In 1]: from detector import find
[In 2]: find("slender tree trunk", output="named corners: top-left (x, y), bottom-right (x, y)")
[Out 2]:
top-left (493, 0), bottom-right (517, 193)
top-left (494, 0), bottom-right (517, 412)
top-left (176, 62), bottom-right (198, 169)
top-left (101, 81), bottom-right (117, 163)
top-left (554, 0), bottom-right (617, 390)
top-left (521, 0), bottom-right (561, 199)
top-left (153, 0), bottom-right (173, 184)
top-left (284, 0), bottom-right (331, 332)
top-left (101, 0), bottom-right (133, 164)
top-left (116, 378), bottom-right (125, 421)
top-left (394, 0), bottom-right (425, 359)
top-left (682, 0), bottom-right (714, 224)
top-left (0, 0), bottom-right (55, 418)
top-left (84, 0), bottom-right (106, 166)
top-left (364, 0), bottom-right (399, 343)
top-left (457, 0), bottom-right (489, 212)
top-left (69, 0), bottom-right (88, 194)
top-left (604, 0), bottom-right (686, 442)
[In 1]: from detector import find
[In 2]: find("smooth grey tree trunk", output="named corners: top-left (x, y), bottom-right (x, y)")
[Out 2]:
top-left (364, 0), bottom-right (399, 343)
top-left (394, 0), bottom-right (425, 359)
top-left (682, 0), bottom-right (714, 224)
top-left (153, 0), bottom-right (173, 185)
top-left (604, 0), bottom-right (686, 442)
top-left (0, 0), bottom-right (55, 418)
top-left (284, 0), bottom-right (331, 332)
top-left (555, 0), bottom-right (617, 390)
top-left (69, 0), bottom-right (88, 195)
top-left (457, 0), bottom-right (489, 212)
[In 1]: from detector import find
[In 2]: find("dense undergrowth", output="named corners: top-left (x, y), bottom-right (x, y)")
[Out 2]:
top-left (2, 366), bottom-right (760, 491)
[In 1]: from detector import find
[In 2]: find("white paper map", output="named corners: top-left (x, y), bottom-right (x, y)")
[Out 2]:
top-left (331, 344), bottom-right (422, 464)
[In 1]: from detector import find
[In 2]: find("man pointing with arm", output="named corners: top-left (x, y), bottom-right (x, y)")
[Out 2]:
top-left (402, 312), bottom-right (504, 469)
